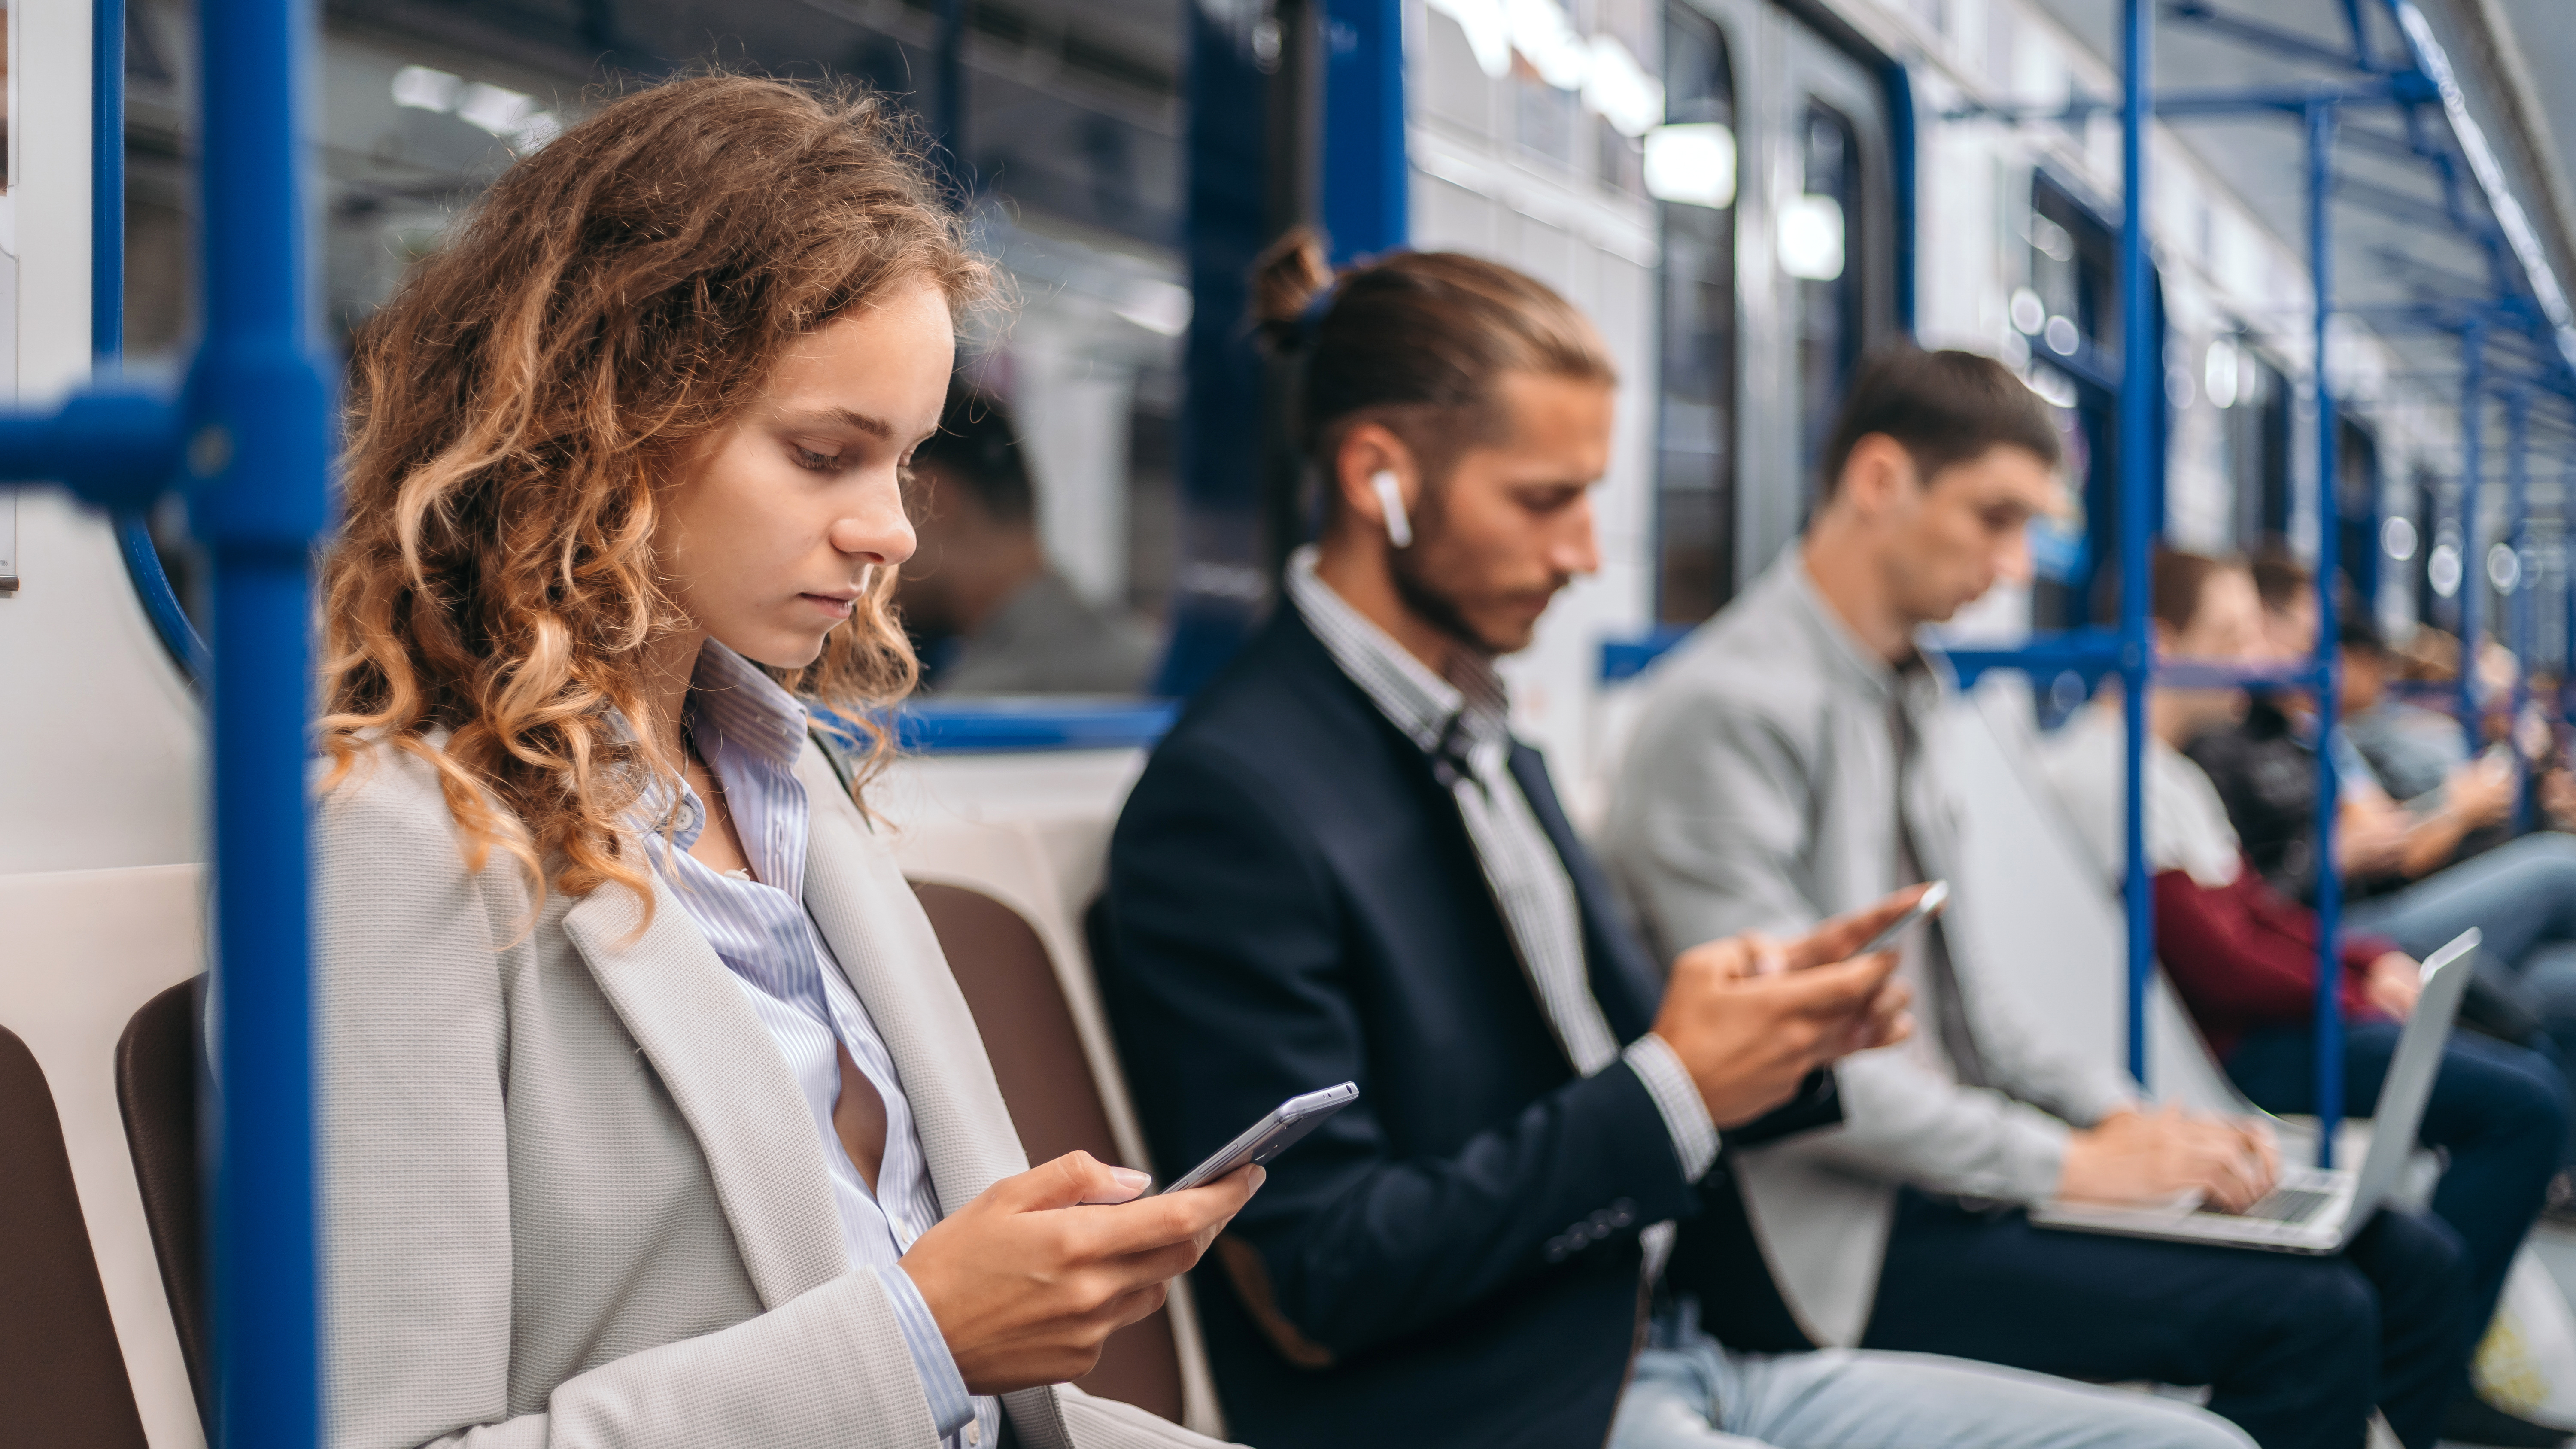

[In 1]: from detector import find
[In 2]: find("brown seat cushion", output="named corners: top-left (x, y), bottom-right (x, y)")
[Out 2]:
top-left (116, 976), bottom-right (210, 1424)
top-left (0, 1022), bottom-right (152, 1447)
top-left (912, 881), bottom-right (1186, 1424)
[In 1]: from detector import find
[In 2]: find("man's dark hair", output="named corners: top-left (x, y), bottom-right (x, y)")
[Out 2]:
top-left (1817, 346), bottom-right (2063, 498)
top-left (2247, 541), bottom-right (2310, 614)
top-left (2149, 547), bottom-right (2241, 634)
top-left (911, 381), bottom-right (1035, 527)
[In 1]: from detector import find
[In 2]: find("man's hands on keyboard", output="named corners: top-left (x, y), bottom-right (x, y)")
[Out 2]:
top-left (2057, 1105), bottom-right (2282, 1213)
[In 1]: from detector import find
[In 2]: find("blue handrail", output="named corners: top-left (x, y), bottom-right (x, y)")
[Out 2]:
top-left (96, 0), bottom-right (210, 679)
top-left (0, 0), bottom-right (328, 1443)
top-left (2116, 0), bottom-right (2156, 1089)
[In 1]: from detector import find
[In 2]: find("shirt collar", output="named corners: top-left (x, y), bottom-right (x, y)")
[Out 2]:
top-left (1284, 546), bottom-right (1513, 768)
top-left (686, 641), bottom-right (813, 772)
top-left (1769, 549), bottom-right (1953, 714)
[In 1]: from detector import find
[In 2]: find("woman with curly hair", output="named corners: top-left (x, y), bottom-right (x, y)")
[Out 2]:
top-left (315, 73), bottom-right (1253, 1449)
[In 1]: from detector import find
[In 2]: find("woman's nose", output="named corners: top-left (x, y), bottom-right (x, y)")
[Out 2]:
top-left (830, 509), bottom-right (916, 568)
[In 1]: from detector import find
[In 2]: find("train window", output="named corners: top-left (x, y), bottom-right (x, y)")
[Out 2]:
top-left (2022, 174), bottom-right (2149, 629)
top-left (119, 0), bottom-right (1185, 698)
top-left (1792, 101), bottom-right (1864, 495)
top-left (2217, 347), bottom-right (2291, 545)
top-left (1650, 1), bottom-right (1738, 624)
top-left (2339, 415), bottom-right (2381, 607)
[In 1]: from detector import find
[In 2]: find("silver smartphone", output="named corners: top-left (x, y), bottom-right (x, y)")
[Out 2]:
top-left (1855, 880), bottom-right (1950, 956)
top-left (1154, 1082), bottom-right (1360, 1194)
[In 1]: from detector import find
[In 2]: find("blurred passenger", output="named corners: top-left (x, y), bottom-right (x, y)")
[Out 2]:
top-left (1601, 346), bottom-right (2470, 1449)
top-left (896, 382), bottom-right (1158, 694)
top-left (1098, 235), bottom-right (2250, 1449)
top-left (2342, 619), bottom-right (2473, 807)
top-left (312, 77), bottom-right (1255, 1449)
top-left (2194, 552), bottom-right (2512, 899)
top-left (2187, 558), bottom-right (2576, 1120)
top-left (2041, 550), bottom-right (2565, 1448)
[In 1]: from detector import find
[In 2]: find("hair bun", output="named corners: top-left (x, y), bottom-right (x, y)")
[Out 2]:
top-left (1251, 225), bottom-right (1336, 352)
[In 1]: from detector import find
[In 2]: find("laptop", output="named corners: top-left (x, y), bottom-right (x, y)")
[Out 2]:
top-left (2029, 929), bottom-right (2480, 1255)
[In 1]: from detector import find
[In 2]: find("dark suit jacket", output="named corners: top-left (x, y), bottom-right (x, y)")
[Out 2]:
top-left (1097, 607), bottom-right (1834, 1449)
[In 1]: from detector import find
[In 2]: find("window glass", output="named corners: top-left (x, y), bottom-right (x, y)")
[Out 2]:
top-left (123, 0), bottom-right (1184, 697)
top-left (1650, 1), bottom-right (1737, 623)
top-left (1792, 100), bottom-right (1862, 499)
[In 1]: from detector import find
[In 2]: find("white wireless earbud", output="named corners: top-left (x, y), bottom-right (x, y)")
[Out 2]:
top-left (1370, 469), bottom-right (1414, 549)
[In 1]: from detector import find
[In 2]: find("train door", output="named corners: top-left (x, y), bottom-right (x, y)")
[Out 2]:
top-left (1693, 0), bottom-right (1896, 600)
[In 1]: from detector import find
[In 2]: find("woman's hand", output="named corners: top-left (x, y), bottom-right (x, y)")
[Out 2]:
top-left (900, 1151), bottom-right (1262, 1394)
top-left (2363, 952), bottom-right (2423, 1020)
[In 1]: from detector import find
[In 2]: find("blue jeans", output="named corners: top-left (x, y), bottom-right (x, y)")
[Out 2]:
top-left (2227, 1021), bottom-right (2563, 1373)
top-left (2345, 833), bottom-right (2576, 971)
top-left (1608, 1313), bottom-right (2251, 1449)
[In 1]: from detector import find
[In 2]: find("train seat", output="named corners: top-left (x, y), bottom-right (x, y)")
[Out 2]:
top-left (0, 864), bottom-right (209, 1449)
top-left (875, 747), bottom-right (1226, 1437)
top-left (0, 1021), bottom-right (153, 1448)
top-left (116, 978), bottom-right (211, 1422)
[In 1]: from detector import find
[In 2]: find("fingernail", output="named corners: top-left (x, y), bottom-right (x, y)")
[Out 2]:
top-left (1110, 1167), bottom-right (1152, 1191)
top-left (1249, 1166), bottom-right (1267, 1191)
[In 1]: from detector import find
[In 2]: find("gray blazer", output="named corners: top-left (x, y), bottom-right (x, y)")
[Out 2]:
top-left (1600, 556), bottom-right (2131, 1348)
top-left (317, 738), bottom-right (1227, 1449)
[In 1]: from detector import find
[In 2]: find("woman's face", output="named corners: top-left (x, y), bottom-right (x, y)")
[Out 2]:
top-left (658, 278), bottom-right (955, 669)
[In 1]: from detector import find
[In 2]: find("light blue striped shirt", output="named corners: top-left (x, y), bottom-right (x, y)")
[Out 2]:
top-left (646, 643), bottom-right (997, 1449)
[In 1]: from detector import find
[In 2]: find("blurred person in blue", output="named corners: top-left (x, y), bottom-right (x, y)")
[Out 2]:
top-left (1601, 346), bottom-right (2475, 1449)
top-left (1096, 234), bottom-right (2255, 1449)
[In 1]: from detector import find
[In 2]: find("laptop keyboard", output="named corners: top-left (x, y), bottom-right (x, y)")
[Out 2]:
top-left (2208, 1186), bottom-right (2337, 1225)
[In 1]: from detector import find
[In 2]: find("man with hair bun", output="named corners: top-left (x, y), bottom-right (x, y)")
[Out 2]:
top-left (1100, 237), bottom-right (2249, 1449)
top-left (1602, 345), bottom-right (2469, 1449)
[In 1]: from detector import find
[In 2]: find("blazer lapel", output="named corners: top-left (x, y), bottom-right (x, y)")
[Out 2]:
top-left (562, 875), bottom-right (849, 1311)
top-left (796, 745), bottom-right (1030, 1215)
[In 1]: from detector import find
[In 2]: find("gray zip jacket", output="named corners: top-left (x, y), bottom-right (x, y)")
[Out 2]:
top-left (1600, 554), bottom-right (2131, 1347)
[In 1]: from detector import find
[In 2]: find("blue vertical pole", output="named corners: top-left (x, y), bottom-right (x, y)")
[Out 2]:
top-left (2460, 328), bottom-right (2487, 751)
top-left (92, 0), bottom-right (121, 359)
top-left (191, 0), bottom-right (333, 1442)
top-left (2307, 101), bottom-right (2345, 1170)
top-left (1321, 0), bottom-right (1407, 265)
top-left (2117, 0), bottom-right (2154, 1085)
top-left (2507, 390), bottom-right (2533, 832)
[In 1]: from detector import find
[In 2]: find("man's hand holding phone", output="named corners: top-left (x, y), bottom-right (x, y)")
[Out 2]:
top-left (1650, 886), bottom-right (1932, 1128)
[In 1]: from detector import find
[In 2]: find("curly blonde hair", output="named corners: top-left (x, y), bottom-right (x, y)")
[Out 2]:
top-left (322, 73), bottom-right (993, 909)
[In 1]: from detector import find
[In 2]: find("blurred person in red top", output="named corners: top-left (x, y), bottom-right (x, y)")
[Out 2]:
top-left (2043, 549), bottom-right (2567, 1449)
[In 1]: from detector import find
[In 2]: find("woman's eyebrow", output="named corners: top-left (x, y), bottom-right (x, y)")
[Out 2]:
top-left (781, 406), bottom-right (895, 439)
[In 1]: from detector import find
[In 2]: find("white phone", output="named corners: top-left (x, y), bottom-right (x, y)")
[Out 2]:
top-left (1154, 1083), bottom-right (1360, 1194)
top-left (1855, 880), bottom-right (1950, 956)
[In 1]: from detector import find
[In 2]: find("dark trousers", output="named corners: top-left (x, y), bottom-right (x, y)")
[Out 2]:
top-left (2227, 1021), bottom-right (2564, 1370)
top-left (1862, 1190), bottom-right (2468, 1449)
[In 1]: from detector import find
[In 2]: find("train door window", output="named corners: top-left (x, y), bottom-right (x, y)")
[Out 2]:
top-left (1792, 101), bottom-right (1864, 496)
top-left (1759, 9), bottom-right (1894, 574)
top-left (2218, 351), bottom-right (2292, 547)
top-left (2021, 176), bottom-right (2129, 629)
top-left (1650, 0), bottom-right (1739, 624)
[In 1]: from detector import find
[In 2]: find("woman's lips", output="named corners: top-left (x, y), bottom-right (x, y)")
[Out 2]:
top-left (801, 593), bottom-right (857, 619)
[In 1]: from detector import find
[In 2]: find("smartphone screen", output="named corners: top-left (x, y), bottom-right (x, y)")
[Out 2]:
top-left (1155, 1083), bottom-right (1359, 1194)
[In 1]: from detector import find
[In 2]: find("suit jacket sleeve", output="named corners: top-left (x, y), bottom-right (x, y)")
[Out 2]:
top-left (316, 756), bottom-right (951, 1449)
top-left (1104, 744), bottom-right (1702, 1360)
top-left (1612, 698), bottom-right (2093, 1206)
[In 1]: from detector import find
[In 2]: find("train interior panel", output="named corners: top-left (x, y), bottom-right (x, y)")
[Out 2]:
top-left (16, 0), bottom-right (2576, 1445)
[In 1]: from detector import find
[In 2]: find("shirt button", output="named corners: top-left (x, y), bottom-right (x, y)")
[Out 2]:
top-left (966, 1424), bottom-right (981, 1446)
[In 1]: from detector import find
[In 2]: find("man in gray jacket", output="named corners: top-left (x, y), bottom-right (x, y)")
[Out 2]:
top-left (1601, 347), bottom-right (2471, 1449)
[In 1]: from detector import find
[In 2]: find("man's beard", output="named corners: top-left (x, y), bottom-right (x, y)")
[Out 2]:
top-left (1383, 489), bottom-right (1499, 656)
